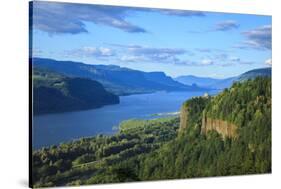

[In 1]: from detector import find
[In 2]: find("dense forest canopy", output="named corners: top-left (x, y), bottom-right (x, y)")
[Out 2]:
top-left (32, 117), bottom-right (179, 187)
top-left (33, 68), bottom-right (119, 114)
top-left (139, 77), bottom-right (271, 179)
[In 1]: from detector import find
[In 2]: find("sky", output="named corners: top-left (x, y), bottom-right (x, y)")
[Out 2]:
top-left (31, 1), bottom-right (272, 78)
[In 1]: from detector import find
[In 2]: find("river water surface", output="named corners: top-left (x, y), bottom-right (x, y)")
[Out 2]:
top-left (33, 91), bottom-right (216, 149)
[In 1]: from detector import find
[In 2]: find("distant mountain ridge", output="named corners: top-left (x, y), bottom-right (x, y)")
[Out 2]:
top-left (238, 67), bottom-right (272, 81)
top-left (175, 75), bottom-right (236, 89)
top-left (175, 67), bottom-right (271, 90)
top-left (32, 58), bottom-right (207, 95)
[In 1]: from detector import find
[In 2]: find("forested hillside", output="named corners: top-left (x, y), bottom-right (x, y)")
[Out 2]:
top-left (32, 117), bottom-right (179, 187)
top-left (33, 68), bottom-right (119, 114)
top-left (31, 77), bottom-right (271, 187)
top-left (139, 77), bottom-right (271, 179)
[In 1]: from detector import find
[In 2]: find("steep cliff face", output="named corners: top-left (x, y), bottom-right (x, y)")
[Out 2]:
top-left (201, 111), bottom-right (238, 139)
top-left (178, 97), bottom-right (238, 139)
top-left (178, 96), bottom-right (210, 135)
top-left (179, 105), bottom-right (189, 133)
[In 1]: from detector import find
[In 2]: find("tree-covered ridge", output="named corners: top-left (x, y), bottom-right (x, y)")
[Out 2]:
top-left (32, 117), bottom-right (179, 187)
top-left (138, 77), bottom-right (271, 179)
top-left (33, 68), bottom-right (119, 114)
top-left (205, 77), bottom-right (271, 127)
top-left (179, 96), bottom-right (210, 134)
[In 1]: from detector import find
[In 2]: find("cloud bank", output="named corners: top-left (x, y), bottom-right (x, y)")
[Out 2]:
top-left (236, 25), bottom-right (272, 50)
top-left (32, 1), bottom-right (205, 35)
top-left (32, 2), bottom-right (147, 34)
top-left (214, 20), bottom-right (239, 31)
top-left (265, 58), bottom-right (272, 66)
top-left (64, 46), bottom-right (114, 58)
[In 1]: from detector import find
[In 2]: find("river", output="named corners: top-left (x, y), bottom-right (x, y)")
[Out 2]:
top-left (33, 91), bottom-right (215, 149)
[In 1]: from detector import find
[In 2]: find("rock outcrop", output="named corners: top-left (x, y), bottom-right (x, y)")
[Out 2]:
top-left (201, 111), bottom-right (238, 139)
top-left (179, 104), bottom-right (189, 133)
top-left (178, 96), bottom-right (237, 139)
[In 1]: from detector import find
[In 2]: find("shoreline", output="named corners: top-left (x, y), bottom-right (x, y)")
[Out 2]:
top-left (33, 114), bottom-right (180, 151)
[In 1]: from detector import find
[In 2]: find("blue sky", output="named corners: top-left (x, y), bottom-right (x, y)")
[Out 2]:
top-left (31, 1), bottom-right (272, 78)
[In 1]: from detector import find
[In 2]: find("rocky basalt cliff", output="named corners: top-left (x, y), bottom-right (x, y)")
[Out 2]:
top-left (201, 111), bottom-right (238, 139)
top-left (179, 105), bottom-right (189, 133)
top-left (179, 102), bottom-right (238, 139)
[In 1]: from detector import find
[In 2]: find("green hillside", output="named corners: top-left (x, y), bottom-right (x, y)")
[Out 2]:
top-left (139, 77), bottom-right (271, 179)
top-left (32, 117), bottom-right (179, 187)
top-left (33, 68), bottom-right (119, 114)
top-left (205, 77), bottom-right (271, 126)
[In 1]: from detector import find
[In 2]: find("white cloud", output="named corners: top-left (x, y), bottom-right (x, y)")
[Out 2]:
top-left (65, 46), bottom-right (114, 58)
top-left (236, 25), bottom-right (272, 50)
top-left (229, 56), bottom-right (240, 62)
top-left (214, 20), bottom-right (239, 31)
top-left (33, 1), bottom-right (147, 34)
top-left (33, 2), bottom-right (206, 35)
top-left (265, 58), bottom-right (272, 66)
top-left (201, 59), bottom-right (213, 65)
top-left (120, 55), bottom-right (144, 62)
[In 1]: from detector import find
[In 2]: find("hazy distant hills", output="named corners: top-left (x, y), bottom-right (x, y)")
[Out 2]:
top-left (175, 67), bottom-right (271, 90)
top-left (32, 58), bottom-right (206, 95)
top-left (33, 68), bottom-right (119, 114)
top-left (238, 67), bottom-right (272, 81)
top-left (175, 75), bottom-right (236, 89)
top-left (32, 58), bottom-right (271, 97)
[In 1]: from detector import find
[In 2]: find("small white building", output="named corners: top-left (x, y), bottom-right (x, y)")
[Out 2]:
top-left (203, 93), bottom-right (210, 98)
